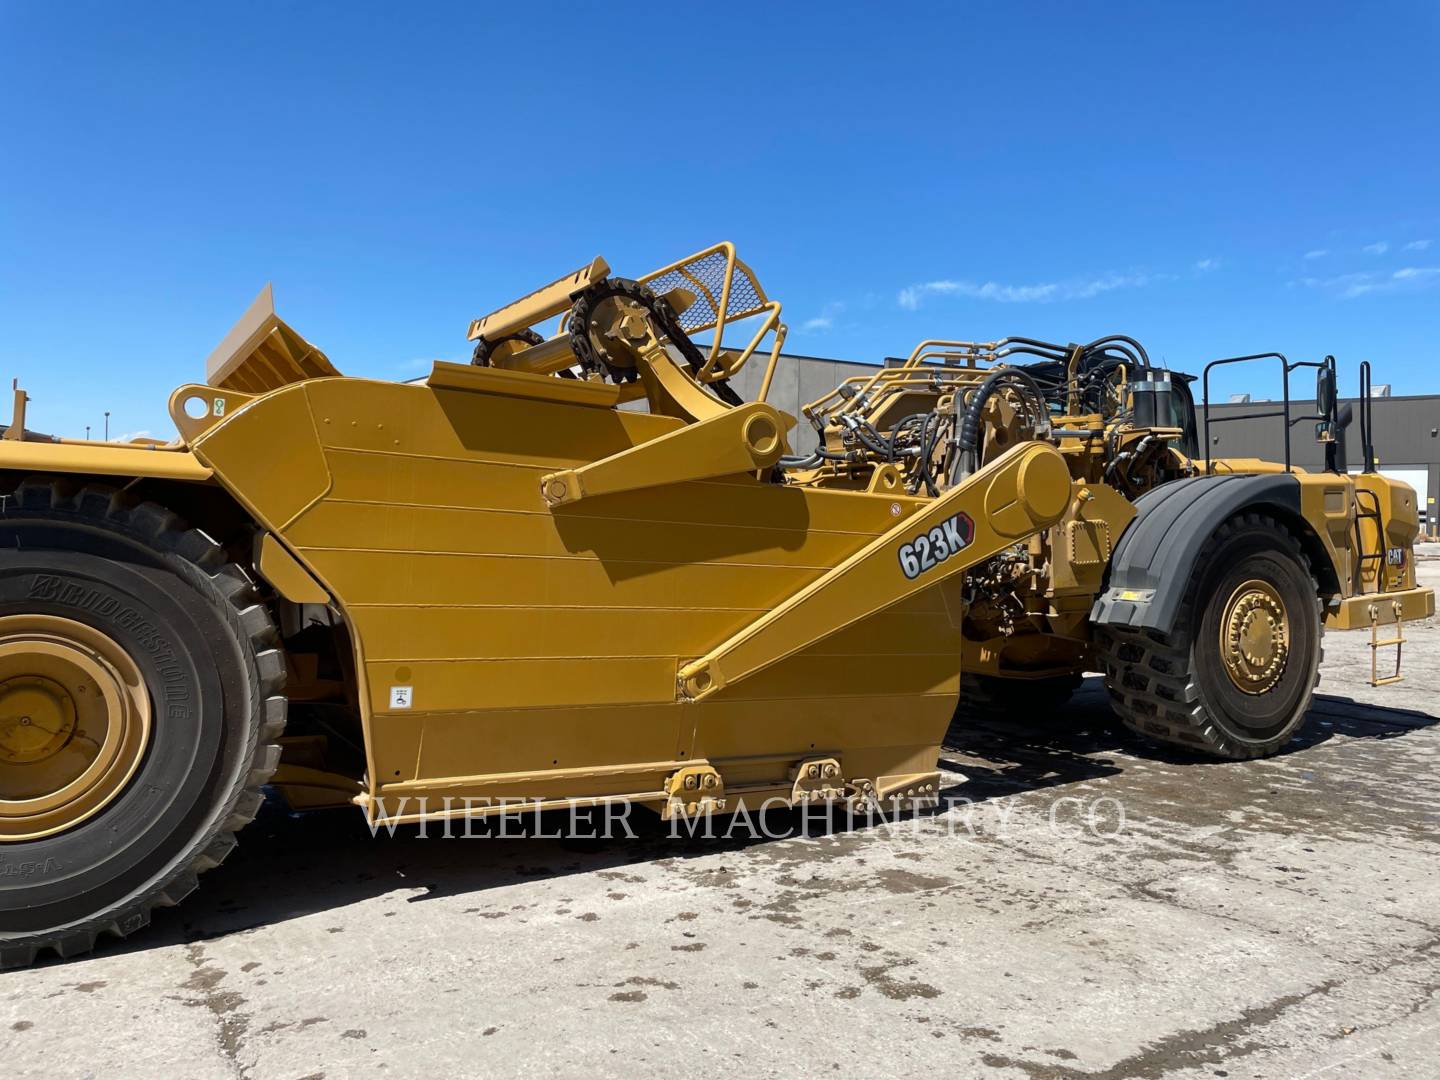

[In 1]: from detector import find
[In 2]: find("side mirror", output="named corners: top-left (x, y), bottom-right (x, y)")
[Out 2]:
top-left (1316, 364), bottom-right (1336, 418)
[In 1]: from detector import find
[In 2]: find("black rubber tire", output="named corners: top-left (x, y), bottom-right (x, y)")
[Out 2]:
top-left (1096, 512), bottom-right (1322, 760)
top-left (955, 672), bottom-right (1082, 724)
top-left (0, 481), bottom-right (285, 968)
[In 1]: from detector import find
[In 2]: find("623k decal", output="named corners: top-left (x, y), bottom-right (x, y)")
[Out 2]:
top-left (898, 512), bottom-right (974, 580)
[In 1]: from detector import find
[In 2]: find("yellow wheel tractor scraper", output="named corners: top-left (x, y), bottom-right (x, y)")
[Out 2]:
top-left (0, 243), bottom-right (1431, 965)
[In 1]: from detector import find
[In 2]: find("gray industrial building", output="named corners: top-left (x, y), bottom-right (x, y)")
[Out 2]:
top-left (728, 351), bottom-right (1439, 532)
top-left (1201, 393), bottom-right (1436, 524)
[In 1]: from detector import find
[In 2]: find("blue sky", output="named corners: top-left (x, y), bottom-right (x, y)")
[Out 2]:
top-left (2, 2), bottom-right (1437, 440)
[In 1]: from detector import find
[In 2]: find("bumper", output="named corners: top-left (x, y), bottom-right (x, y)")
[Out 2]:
top-left (1326, 587), bottom-right (1435, 630)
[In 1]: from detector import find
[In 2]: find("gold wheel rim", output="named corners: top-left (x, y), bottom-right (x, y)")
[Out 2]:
top-left (1219, 579), bottom-right (1290, 695)
top-left (0, 615), bottom-right (152, 841)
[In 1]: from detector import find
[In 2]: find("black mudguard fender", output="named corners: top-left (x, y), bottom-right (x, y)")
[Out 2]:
top-left (1090, 474), bottom-right (1308, 634)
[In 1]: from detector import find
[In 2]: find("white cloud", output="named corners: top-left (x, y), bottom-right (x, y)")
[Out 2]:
top-left (800, 300), bottom-right (845, 332)
top-left (898, 272), bottom-right (1149, 309)
top-left (897, 285), bottom-right (927, 310)
top-left (1194, 258), bottom-right (1219, 272)
top-left (1303, 249), bottom-right (1328, 260)
top-left (1297, 272), bottom-right (1374, 299)
top-left (112, 430), bottom-right (152, 443)
top-left (1362, 241), bottom-right (1390, 255)
top-left (1299, 266), bottom-right (1440, 299)
top-left (1404, 239), bottom-right (1432, 252)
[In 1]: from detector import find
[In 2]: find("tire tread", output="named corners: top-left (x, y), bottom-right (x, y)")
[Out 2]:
top-left (1096, 512), bottom-right (1323, 760)
top-left (0, 480), bottom-right (287, 967)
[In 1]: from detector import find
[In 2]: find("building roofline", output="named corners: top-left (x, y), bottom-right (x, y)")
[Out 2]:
top-left (1207, 393), bottom-right (1439, 406)
top-left (761, 349), bottom-right (873, 368)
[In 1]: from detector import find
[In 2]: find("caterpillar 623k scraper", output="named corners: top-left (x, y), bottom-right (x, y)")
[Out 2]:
top-left (0, 243), bottom-right (1431, 965)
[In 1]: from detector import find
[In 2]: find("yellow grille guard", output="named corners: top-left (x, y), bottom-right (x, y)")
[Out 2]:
top-left (465, 242), bottom-right (789, 398)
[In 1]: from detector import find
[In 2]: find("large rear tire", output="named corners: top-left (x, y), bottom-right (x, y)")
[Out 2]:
top-left (1097, 512), bottom-right (1322, 760)
top-left (0, 482), bottom-right (285, 967)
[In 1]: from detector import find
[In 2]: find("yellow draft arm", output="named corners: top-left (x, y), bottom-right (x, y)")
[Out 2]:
top-left (676, 440), bottom-right (1072, 702)
top-left (0, 439), bottom-right (212, 482)
top-left (539, 401), bottom-right (790, 506)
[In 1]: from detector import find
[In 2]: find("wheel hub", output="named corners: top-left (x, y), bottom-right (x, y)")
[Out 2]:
top-left (0, 615), bottom-right (152, 841)
top-left (0, 676), bottom-right (79, 764)
top-left (1220, 580), bottom-right (1290, 694)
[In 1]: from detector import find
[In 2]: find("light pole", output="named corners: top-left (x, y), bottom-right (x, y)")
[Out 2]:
top-left (85, 425), bottom-right (91, 440)
top-left (104, 411), bottom-right (110, 441)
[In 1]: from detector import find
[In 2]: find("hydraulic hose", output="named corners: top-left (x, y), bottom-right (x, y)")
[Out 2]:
top-left (955, 368), bottom-right (1048, 457)
top-left (1085, 334), bottom-right (1151, 370)
top-left (779, 448), bottom-right (855, 468)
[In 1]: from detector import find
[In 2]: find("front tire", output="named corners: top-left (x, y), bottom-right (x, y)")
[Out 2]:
top-left (0, 482), bottom-right (285, 967)
top-left (1097, 512), bottom-right (1323, 760)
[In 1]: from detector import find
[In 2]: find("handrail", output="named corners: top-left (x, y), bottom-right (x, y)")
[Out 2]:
top-left (1359, 360), bottom-right (1376, 473)
top-left (1201, 352), bottom-right (1328, 474)
top-left (755, 320), bottom-right (789, 403)
top-left (901, 339), bottom-right (996, 370)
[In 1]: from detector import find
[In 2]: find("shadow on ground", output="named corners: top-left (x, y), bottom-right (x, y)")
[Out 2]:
top-left (48, 678), bottom-right (1435, 970)
top-left (940, 677), bottom-right (1438, 798)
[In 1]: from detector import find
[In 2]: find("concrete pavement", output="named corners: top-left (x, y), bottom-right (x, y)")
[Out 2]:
top-left (4, 561), bottom-right (1437, 1079)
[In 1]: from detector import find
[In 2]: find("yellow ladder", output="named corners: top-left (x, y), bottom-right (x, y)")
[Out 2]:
top-left (1369, 600), bottom-right (1406, 687)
